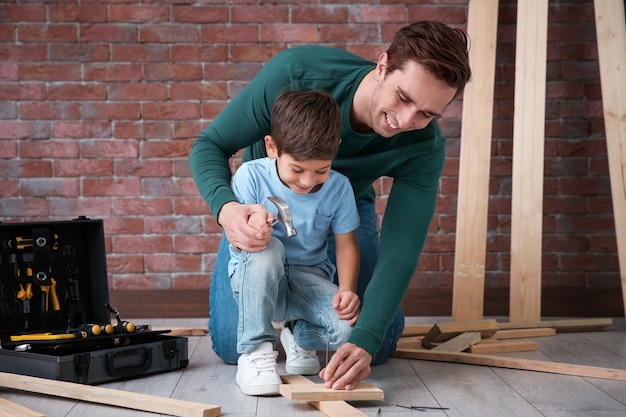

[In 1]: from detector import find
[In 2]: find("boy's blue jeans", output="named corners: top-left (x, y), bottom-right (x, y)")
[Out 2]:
top-left (231, 237), bottom-right (352, 354)
top-left (209, 199), bottom-right (405, 364)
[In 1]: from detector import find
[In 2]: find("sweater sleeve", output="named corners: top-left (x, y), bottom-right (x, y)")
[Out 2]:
top-left (347, 142), bottom-right (446, 358)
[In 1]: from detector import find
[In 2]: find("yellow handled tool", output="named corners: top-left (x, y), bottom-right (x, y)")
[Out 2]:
top-left (10, 331), bottom-right (87, 342)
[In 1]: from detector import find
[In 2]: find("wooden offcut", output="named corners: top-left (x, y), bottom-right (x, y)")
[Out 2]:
top-left (492, 328), bottom-right (556, 339)
top-left (509, 0), bottom-right (549, 323)
top-left (431, 332), bottom-right (482, 352)
top-left (281, 375), bottom-right (369, 417)
top-left (0, 398), bottom-right (46, 417)
top-left (392, 348), bottom-right (626, 382)
top-left (279, 382), bottom-right (383, 402)
top-left (594, 0), bottom-right (626, 320)
top-left (421, 320), bottom-right (499, 348)
top-left (0, 372), bottom-right (220, 417)
top-left (452, 0), bottom-right (500, 321)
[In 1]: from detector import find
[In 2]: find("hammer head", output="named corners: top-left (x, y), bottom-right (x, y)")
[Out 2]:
top-left (267, 195), bottom-right (297, 238)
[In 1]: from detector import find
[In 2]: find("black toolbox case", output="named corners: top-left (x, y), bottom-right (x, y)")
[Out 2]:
top-left (0, 217), bottom-right (188, 384)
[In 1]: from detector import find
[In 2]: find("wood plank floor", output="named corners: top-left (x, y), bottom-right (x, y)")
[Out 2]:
top-left (1, 316), bottom-right (625, 417)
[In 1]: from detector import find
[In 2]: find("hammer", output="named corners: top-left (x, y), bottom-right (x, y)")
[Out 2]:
top-left (267, 195), bottom-right (297, 238)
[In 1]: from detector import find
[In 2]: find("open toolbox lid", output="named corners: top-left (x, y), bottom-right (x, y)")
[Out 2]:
top-left (0, 217), bottom-right (112, 343)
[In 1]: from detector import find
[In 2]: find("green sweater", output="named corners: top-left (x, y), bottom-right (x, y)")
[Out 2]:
top-left (189, 44), bottom-right (446, 358)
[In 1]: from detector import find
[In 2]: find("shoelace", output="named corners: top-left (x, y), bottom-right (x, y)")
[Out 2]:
top-left (287, 340), bottom-right (316, 359)
top-left (247, 350), bottom-right (278, 372)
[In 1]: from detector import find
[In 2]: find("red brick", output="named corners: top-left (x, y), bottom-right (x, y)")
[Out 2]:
top-left (18, 24), bottom-right (78, 42)
top-left (0, 121), bottom-right (49, 139)
top-left (351, 6), bottom-right (407, 23)
top-left (260, 24), bottom-right (318, 43)
top-left (83, 177), bottom-right (141, 196)
top-left (83, 63), bottom-right (142, 81)
top-left (202, 62), bottom-right (262, 81)
top-left (142, 140), bottom-right (192, 158)
top-left (0, 142), bottom-right (17, 158)
top-left (21, 63), bottom-right (81, 81)
top-left (144, 63), bottom-right (202, 81)
top-left (111, 274), bottom-right (172, 290)
top-left (174, 234), bottom-right (222, 253)
top-left (113, 121), bottom-right (173, 139)
top-left (0, 160), bottom-right (51, 178)
top-left (0, 63), bottom-right (18, 80)
top-left (143, 216), bottom-right (202, 234)
top-left (55, 159), bottom-right (113, 177)
top-left (115, 160), bottom-right (173, 177)
top-left (109, 5), bottom-right (169, 22)
top-left (231, 6), bottom-right (289, 23)
top-left (171, 5), bottom-right (228, 23)
top-left (141, 102), bottom-right (200, 120)
top-left (0, 198), bottom-right (49, 217)
top-left (49, 4), bottom-right (107, 22)
top-left (20, 178), bottom-right (80, 197)
top-left (201, 25), bottom-right (259, 43)
top-left (104, 217), bottom-right (144, 235)
top-left (0, 4), bottom-right (46, 22)
top-left (20, 102), bottom-right (80, 120)
top-left (140, 24), bottom-right (199, 43)
top-left (112, 197), bottom-right (174, 216)
top-left (52, 121), bottom-right (111, 139)
top-left (106, 255), bottom-right (144, 274)
top-left (80, 24), bottom-right (138, 42)
top-left (172, 274), bottom-right (211, 290)
top-left (320, 24), bottom-right (379, 43)
top-left (114, 235), bottom-right (173, 254)
top-left (81, 102), bottom-right (140, 120)
top-left (170, 82), bottom-right (228, 100)
top-left (49, 83), bottom-right (107, 101)
top-left (0, 44), bottom-right (47, 61)
top-left (49, 196), bottom-right (112, 217)
top-left (230, 44), bottom-right (286, 62)
top-left (173, 121), bottom-right (207, 139)
top-left (292, 6), bottom-right (349, 23)
top-left (0, 24), bottom-right (14, 41)
top-left (407, 5), bottom-right (467, 23)
top-left (81, 139), bottom-right (139, 159)
top-left (19, 139), bottom-right (77, 158)
top-left (111, 44), bottom-right (169, 62)
top-left (171, 45), bottom-right (228, 62)
top-left (174, 197), bottom-right (213, 216)
top-left (49, 43), bottom-right (109, 62)
top-left (145, 254), bottom-right (201, 273)
top-left (142, 178), bottom-right (190, 197)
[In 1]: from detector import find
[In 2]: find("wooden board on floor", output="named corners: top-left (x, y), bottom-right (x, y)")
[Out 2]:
top-left (492, 328), bottom-right (556, 339)
top-left (452, 0), bottom-right (500, 321)
top-left (468, 340), bottom-right (537, 354)
top-left (593, 0), bottom-right (626, 321)
top-left (421, 320), bottom-right (499, 348)
top-left (279, 382), bottom-right (384, 402)
top-left (280, 375), bottom-right (369, 417)
top-left (509, 0), bottom-right (549, 323)
top-left (0, 398), bottom-right (46, 417)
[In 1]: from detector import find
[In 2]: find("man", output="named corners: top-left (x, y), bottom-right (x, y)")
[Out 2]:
top-left (189, 20), bottom-right (472, 390)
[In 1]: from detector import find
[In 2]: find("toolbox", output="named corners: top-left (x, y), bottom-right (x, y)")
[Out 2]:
top-left (0, 217), bottom-right (189, 384)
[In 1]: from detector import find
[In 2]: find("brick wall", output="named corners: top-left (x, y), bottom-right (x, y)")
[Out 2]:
top-left (0, 1), bottom-right (620, 305)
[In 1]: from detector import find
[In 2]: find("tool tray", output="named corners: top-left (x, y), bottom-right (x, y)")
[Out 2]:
top-left (0, 217), bottom-right (189, 384)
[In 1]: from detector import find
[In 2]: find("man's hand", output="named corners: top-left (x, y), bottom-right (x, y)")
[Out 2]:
top-left (319, 343), bottom-right (372, 391)
top-left (332, 290), bottom-right (360, 325)
top-left (218, 202), bottom-right (273, 252)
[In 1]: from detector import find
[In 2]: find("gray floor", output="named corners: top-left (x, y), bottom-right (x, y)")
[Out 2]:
top-left (2, 316), bottom-right (626, 417)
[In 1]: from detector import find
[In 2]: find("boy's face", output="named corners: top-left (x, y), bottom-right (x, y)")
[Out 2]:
top-left (265, 135), bottom-right (333, 195)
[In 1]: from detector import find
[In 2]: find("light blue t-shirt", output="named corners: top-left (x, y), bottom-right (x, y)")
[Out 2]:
top-left (228, 157), bottom-right (360, 277)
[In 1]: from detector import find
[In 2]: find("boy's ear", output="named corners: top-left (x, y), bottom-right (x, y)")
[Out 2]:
top-left (264, 135), bottom-right (278, 158)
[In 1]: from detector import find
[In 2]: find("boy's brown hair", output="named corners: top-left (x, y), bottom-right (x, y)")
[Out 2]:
top-left (270, 89), bottom-right (341, 161)
top-left (386, 21), bottom-right (472, 99)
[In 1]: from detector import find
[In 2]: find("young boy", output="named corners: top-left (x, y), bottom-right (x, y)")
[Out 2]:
top-left (228, 89), bottom-right (361, 396)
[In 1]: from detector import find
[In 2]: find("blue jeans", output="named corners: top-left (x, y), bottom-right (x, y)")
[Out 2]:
top-left (209, 199), bottom-right (404, 364)
top-left (231, 237), bottom-right (352, 354)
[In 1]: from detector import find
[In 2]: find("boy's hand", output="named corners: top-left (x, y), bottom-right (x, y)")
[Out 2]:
top-left (219, 202), bottom-right (273, 252)
top-left (332, 289), bottom-right (360, 326)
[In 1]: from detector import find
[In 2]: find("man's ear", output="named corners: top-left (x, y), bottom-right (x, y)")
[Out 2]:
top-left (264, 135), bottom-right (278, 158)
top-left (374, 52), bottom-right (389, 80)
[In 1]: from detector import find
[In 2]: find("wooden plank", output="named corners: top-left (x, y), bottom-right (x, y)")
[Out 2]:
top-left (153, 328), bottom-right (208, 337)
top-left (492, 328), bottom-right (556, 339)
top-left (468, 340), bottom-right (537, 354)
top-left (279, 383), bottom-right (383, 402)
top-left (397, 336), bottom-right (423, 349)
top-left (0, 398), bottom-right (46, 417)
top-left (281, 375), bottom-right (369, 417)
top-left (498, 318), bottom-right (613, 332)
top-left (509, 0), bottom-right (549, 323)
top-left (401, 324), bottom-right (432, 337)
top-left (594, 0), bottom-right (626, 321)
top-left (432, 332), bottom-right (482, 352)
top-left (0, 372), bottom-right (220, 417)
top-left (392, 348), bottom-right (626, 382)
top-left (421, 320), bottom-right (499, 348)
top-left (452, 0), bottom-right (500, 321)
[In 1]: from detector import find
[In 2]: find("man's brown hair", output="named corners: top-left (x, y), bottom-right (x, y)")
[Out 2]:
top-left (386, 21), bottom-right (472, 99)
top-left (270, 89), bottom-right (342, 161)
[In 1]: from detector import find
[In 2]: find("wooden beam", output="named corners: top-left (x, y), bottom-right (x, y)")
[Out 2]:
top-left (452, 0), bottom-right (500, 321)
top-left (497, 318), bottom-right (613, 332)
top-left (509, 0), bottom-right (549, 323)
top-left (594, 0), bottom-right (626, 320)
top-left (431, 332), bottom-right (482, 352)
top-left (392, 348), bottom-right (626, 381)
top-left (279, 383), bottom-right (383, 402)
top-left (281, 375), bottom-right (369, 417)
top-left (421, 320), bottom-right (499, 348)
top-left (0, 398), bottom-right (45, 417)
top-left (492, 328), bottom-right (556, 339)
top-left (0, 372), bottom-right (220, 417)
top-left (468, 340), bottom-right (537, 354)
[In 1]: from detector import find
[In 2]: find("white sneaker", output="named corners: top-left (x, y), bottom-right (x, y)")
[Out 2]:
top-left (280, 326), bottom-right (321, 375)
top-left (236, 342), bottom-right (281, 396)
